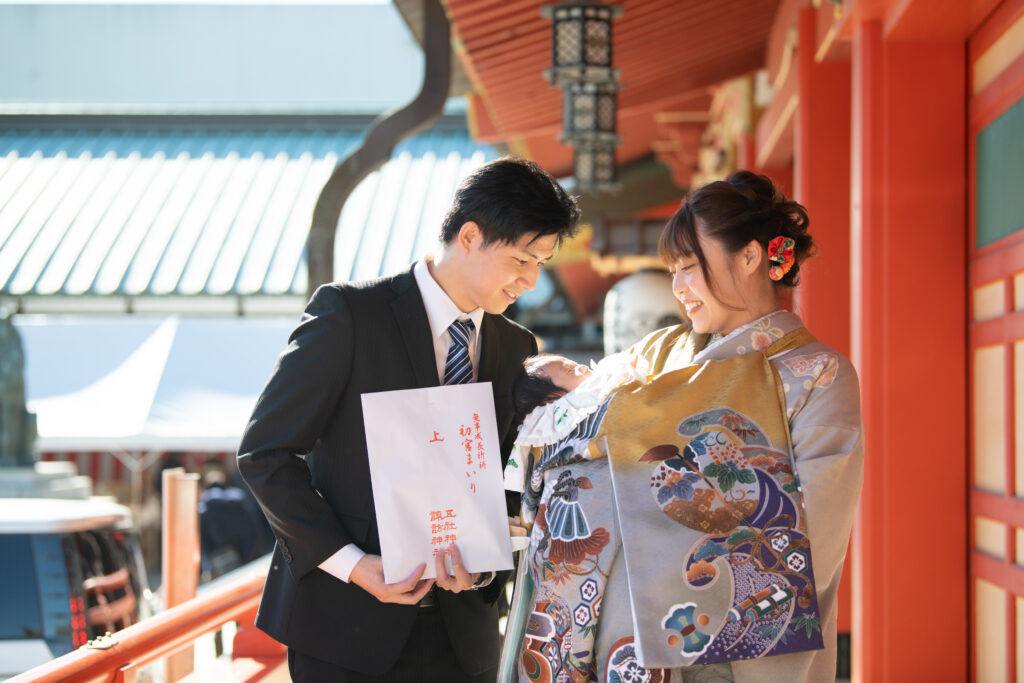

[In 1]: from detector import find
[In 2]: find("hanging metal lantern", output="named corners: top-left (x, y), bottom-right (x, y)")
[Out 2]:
top-left (542, 0), bottom-right (623, 194)
top-left (560, 80), bottom-right (620, 144)
top-left (541, 1), bottom-right (623, 86)
top-left (573, 140), bottom-right (619, 193)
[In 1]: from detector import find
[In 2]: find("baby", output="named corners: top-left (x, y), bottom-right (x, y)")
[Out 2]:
top-left (506, 350), bottom-right (650, 526)
top-left (512, 353), bottom-right (593, 422)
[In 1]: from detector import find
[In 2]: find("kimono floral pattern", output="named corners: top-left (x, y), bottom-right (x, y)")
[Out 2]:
top-left (724, 316), bottom-right (785, 354)
top-left (605, 638), bottom-right (671, 683)
top-left (524, 460), bottom-right (615, 681)
top-left (522, 402), bottom-right (611, 527)
top-left (781, 352), bottom-right (839, 388)
top-left (522, 598), bottom-right (578, 682)
top-left (525, 464), bottom-right (612, 682)
top-left (643, 407), bottom-right (823, 665)
top-left (539, 471), bottom-right (612, 566)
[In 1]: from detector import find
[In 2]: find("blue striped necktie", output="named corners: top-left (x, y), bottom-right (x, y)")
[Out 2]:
top-left (443, 318), bottom-right (475, 385)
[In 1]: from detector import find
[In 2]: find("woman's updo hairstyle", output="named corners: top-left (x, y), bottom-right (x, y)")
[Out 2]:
top-left (658, 170), bottom-right (814, 288)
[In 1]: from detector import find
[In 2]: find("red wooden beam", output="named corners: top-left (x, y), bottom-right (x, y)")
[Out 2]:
top-left (973, 552), bottom-right (1024, 600)
top-left (969, 475), bottom-right (1024, 528)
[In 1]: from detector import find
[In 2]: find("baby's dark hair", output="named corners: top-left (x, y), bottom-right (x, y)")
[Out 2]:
top-left (513, 355), bottom-right (570, 422)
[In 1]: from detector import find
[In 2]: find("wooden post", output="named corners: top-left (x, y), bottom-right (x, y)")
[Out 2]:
top-left (850, 19), bottom-right (967, 681)
top-left (793, 6), bottom-right (854, 663)
top-left (794, 6), bottom-right (851, 354)
top-left (162, 467), bottom-right (200, 681)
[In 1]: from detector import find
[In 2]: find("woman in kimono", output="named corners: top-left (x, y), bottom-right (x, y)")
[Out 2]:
top-left (505, 170), bottom-right (864, 683)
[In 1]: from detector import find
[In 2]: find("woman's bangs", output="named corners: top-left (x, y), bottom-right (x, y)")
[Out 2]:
top-left (658, 207), bottom-right (699, 263)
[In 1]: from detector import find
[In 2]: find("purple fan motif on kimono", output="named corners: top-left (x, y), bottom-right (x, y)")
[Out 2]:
top-left (640, 407), bottom-right (824, 664)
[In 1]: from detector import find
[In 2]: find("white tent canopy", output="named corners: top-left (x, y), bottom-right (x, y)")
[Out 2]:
top-left (16, 315), bottom-right (296, 452)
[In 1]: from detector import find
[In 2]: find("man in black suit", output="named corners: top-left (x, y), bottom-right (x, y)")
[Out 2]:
top-left (238, 157), bottom-right (579, 682)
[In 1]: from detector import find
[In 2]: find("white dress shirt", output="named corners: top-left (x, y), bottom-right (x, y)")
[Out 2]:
top-left (319, 258), bottom-right (484, 582)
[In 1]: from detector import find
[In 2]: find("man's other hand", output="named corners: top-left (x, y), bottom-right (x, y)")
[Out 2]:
top-left (349, 555), bottom-right (434, 604)
top-left (434, 544), bottom-right (478, 593)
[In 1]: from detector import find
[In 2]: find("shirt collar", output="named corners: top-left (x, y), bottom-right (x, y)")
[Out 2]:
top-left (413, 258), bottom-right (484, 340)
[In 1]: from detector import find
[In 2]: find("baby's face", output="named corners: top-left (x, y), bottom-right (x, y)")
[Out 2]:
top-left (533, 355), bottom-right (592, 393)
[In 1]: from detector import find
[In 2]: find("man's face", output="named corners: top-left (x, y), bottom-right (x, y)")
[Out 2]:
top-left (461, 229), bottom-right (558, 314)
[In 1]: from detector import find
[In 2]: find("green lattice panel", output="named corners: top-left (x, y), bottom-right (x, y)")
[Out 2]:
top-left (977, 96), bottom-right (1024, 249)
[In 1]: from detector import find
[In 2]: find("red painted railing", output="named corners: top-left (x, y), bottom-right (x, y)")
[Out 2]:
top-left (7, 568), bottom-right (270, 683)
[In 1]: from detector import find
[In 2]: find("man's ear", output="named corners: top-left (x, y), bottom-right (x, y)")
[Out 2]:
top-left (456, 221), bottom-right (481, 254)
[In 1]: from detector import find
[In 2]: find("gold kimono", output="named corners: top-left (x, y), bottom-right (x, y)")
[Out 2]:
top-left (508, 311), bottom-right (864, 683)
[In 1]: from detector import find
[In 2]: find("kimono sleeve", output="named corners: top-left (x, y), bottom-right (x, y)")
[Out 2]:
top-left (786, 352), bottom-right (865, 593)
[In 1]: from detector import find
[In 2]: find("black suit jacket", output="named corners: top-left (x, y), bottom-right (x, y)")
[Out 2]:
top-left (237, 266), bottom-right (536, 675)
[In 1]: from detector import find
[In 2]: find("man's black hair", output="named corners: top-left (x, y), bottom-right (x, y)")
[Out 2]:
top-left (440, 157), bottom-right (581, 246)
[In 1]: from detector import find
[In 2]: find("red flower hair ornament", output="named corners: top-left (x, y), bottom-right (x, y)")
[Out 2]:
top-left (766, 236), bottom-right (796, 281)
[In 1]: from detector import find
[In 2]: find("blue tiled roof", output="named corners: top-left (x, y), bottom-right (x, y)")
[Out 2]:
top-left (0, 121), bottom-right (496, 298)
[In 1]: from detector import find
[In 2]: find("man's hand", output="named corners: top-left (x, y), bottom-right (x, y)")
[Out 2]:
top-left (349, 554), bottom-right (434, 604)
top-left (509, 515), bottom-right (528, 538)
top-left (434, 543), bottom-right (478, 593)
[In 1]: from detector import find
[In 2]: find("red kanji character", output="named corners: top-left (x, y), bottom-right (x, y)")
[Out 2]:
top-left (430, 510), bottom-right (443, 522)
top-left (430, 431), bottom-right (444, 443)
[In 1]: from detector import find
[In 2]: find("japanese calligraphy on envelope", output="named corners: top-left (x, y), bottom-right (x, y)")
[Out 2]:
top-left (362, 382), bottom-right (513, 582)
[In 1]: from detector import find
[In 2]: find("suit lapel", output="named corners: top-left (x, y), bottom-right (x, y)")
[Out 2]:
top-left (390, 269), bottom-right (441, 388)
top-left (478, 314), bottom-right (502, 385)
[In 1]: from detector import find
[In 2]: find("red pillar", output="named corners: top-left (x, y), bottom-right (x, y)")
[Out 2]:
top-left (794, 5), bottom-right (854, 643)
top-left (850, 20), bottom-right (968, 682)
top-left (794, 7), bottom-right (852, 355)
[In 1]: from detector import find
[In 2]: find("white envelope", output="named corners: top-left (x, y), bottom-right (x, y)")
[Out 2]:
top-left (361, 382), bottom-right (514, 583)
